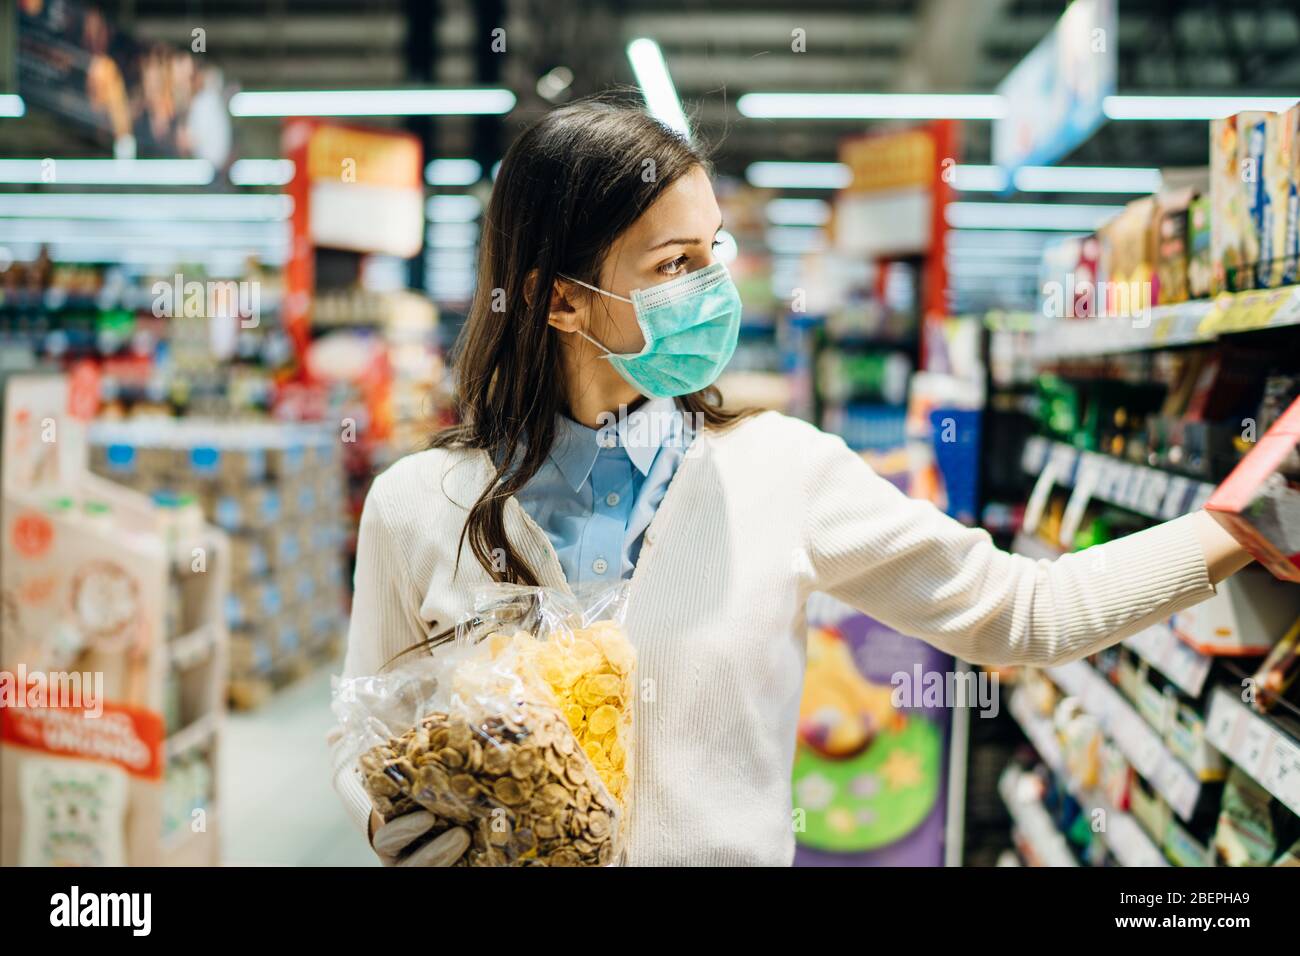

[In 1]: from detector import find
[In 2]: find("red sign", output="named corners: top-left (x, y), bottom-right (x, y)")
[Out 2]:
top-left (0, 700), bottom-right (165, 780)
top-left (67, 360), bottom-right (101, 421)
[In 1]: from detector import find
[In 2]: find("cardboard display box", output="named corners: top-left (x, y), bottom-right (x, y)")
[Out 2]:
top-left (1206, 394), bottom-right (1300, 581)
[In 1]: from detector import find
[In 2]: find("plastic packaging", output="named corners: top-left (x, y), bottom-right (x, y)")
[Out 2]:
top-left (333, 582), bottom-right (636, 867)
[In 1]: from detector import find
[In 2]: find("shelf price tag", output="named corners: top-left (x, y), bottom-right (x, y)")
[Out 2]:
top-left (1160, 474), bottom-right (1192, 520)
top-left (1263, 737), bottom-right (1300, 815)
top-left (1205, 689), bottom-right (1240, 751)
top-left (1022, 455), bottom-right (1061, 536)
top-left (1239, 720), bottom-right (1271, 778)
top-left (1021, 436), bottom-right (1048, 473)
top-left (1059, 455), bottom-right (1100, 548)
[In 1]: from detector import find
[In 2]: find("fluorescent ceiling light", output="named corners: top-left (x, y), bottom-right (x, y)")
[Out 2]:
top-left (229, 159), bottom-right (295, 186)
top-left (948, 229), bottom-right (1068, 247)
top-left (0, 95), bottom-right (26, 118)
top-left (0, 193), bottom-right (292, 221)
top-left (426, 221), bottom-right (480, 248)
top-left (426, 194), bottom-right (482, 222)
top-left (765, 226), bottom-right (826, 255)
top-left (425, 158), bottom-right (482, 186)
top-left (765, 198), bottom-right (831, 226)
top-left (0, 158), bottom-right (214, 186)
top-left (627, 39), bottom-right (691, 140)
top-left (945, 245), bottom-right (1046, 261)
top-left (1104, 95), bottom-right (1300, 120)
top-left (953, 166), bottom-right (1008, 192)
top-left (738, 92), bottom-right (1007, 120)
top-left (954, 164), bottom-right (1162, 194)
top-left (0, 219), bottom-right (286, 245)
top-left (229, 88), bottom-right (516, 117)
top-left (746, 162), bottom-right (850, 190)
top-left (1013, 165), bottom-right (1162, 193)
top-left (946, 202), bottom-right (1123, 231)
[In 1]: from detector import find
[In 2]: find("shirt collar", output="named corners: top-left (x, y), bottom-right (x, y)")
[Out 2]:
top-left (549, 397), bottom-right (681, 491)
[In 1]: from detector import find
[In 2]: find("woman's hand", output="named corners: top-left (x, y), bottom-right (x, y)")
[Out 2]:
top-left (1191, 509), bottom-right (1255, 584)
top-left (369, 808), bottom-right (470, 866)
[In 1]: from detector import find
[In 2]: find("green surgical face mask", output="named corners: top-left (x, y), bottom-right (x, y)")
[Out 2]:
top-left (561, 261), bottom-right (743, 399)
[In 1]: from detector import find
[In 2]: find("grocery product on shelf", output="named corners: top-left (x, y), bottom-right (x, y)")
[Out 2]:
top-left (1206, 393), bottom-right (1300, 581)
top-left (86, 419), bottom-right (348, 708)
top-left (1252, 615), bottom-right (1300, 714)
top-left (1213, 767), bottom-right (1300, 866)
top-left (1211, 111), bottom-right (1273, 294)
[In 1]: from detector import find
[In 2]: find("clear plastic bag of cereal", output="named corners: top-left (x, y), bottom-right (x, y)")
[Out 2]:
top-left (331, 581), bottom-right (636, 867)
top-left (467, 582), bottom-right (636, 838)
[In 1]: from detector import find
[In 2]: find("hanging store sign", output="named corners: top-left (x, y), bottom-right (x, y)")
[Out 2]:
top-left (993, 0), bottom-right (1117, 182)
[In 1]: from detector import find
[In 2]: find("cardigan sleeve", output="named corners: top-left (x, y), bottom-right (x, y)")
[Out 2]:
top-left (328, 474), bottom-right (431, 837)
top-left (800, 424), bottom-right (1216, 666)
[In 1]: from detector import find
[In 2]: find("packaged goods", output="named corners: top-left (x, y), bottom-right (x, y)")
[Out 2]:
top-left (1210, 111), bottom-right (1273, 293)
top-left (1263, 108), bottom-right (1299, 287)
top-left (1103, 198), bottom-right (1158, 317)
top-left (1172, 566), bottom-right (1300, 653)
top-left (18, 756), bottom-right (129, 866)
top-left (1252, 615), bottom-right (1300, 714)
top-left (334, 583), bottom-right (636, 866)
top-left (1097, 741), bottom-right (1131, 811)
top-left (1187, 195), bottom-right (1214, 298)
top-left (1206, 394), bottom-right (1300, 581)
top-left (1214, 767), bottom-right (1292, 866)
top-left (1155, 188), bottom-right (1195, 304)
top-left (1288, 104), bottom-right (1300, 285)
top-left (1166, 702), bottom-right (1227, 782)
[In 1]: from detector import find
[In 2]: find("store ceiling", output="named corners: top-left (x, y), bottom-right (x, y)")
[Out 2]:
top-left (7, 0), bottom-right (1300, 179)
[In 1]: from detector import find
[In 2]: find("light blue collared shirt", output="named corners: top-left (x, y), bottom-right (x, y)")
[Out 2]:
top-left (514, 397), bottom-right (691, 587)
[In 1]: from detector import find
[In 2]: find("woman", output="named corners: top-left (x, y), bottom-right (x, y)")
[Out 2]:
top-left (332, 100), bottom-right (1252, 866)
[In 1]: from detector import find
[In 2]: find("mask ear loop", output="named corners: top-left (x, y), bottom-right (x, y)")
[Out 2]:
top-left (558, 273), bottom-right (636, 357)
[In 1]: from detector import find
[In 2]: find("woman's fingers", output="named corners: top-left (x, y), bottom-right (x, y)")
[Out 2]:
top-left (397, 826), bottom-right (471, 867)
top-left (372, 809), bottom-right (438, 857)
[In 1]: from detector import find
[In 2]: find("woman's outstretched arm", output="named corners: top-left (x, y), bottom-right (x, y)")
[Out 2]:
top-left (801, 425), bottom-right (1251, 667)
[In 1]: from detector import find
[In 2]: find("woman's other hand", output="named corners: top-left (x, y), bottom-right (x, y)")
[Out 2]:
top-left (369, 809), bottom-right (470, 866)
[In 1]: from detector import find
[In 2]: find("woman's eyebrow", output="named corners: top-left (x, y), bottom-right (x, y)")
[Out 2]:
top-left (645, 220), bottom-right (725, 252)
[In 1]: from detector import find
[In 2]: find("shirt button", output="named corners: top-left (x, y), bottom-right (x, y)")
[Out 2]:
top-left (605, 492), bottom-right (621, 507)
top-left (592, 557), bottom-right (609, 575)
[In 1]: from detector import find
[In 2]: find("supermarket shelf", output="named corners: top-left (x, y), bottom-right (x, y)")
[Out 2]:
top-left (1032, 285), bottom-right (1300, 360)
top-left (1045, 660), bottom-right (1202, 821)
top-left (1205, 686), bottom-right (1300, 818)
top-left (998, 766), bottom-right (1079, 868)
top-left (1008, 691), bottom-right (1168, 867)
top-left (169, 623), bottom-right (219, 669)
top-left (1021, 436), bottom-right (1216, 522)
top-left (1124, 622), bottom-right (1213, 699)
top-left (166, 712), bottom-right (219, 761)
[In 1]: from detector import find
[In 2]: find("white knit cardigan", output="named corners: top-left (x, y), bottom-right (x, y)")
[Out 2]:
top-left (331, 411), bottom-right (1215, 865)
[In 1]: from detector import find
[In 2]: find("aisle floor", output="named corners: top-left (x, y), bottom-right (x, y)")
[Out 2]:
top-left (220, 665), bottom-right (377, 866)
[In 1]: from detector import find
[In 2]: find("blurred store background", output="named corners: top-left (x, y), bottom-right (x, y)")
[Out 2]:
top-left (3, 0), bottom-right (1300, 867)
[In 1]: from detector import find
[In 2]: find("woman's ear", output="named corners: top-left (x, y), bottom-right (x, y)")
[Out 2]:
top-left (544, 277), bottom-right (583, 333)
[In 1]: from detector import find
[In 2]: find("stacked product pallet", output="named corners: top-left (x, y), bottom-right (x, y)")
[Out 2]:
top-left (87, 420), bottom-right (349, 709)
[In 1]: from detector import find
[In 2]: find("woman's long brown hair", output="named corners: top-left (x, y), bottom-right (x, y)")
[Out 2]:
top-left (431, 98), bottom-right (757, 587)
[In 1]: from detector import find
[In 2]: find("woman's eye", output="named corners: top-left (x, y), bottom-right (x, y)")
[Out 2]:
top-left (658, 255), bottom-right (688, 276)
